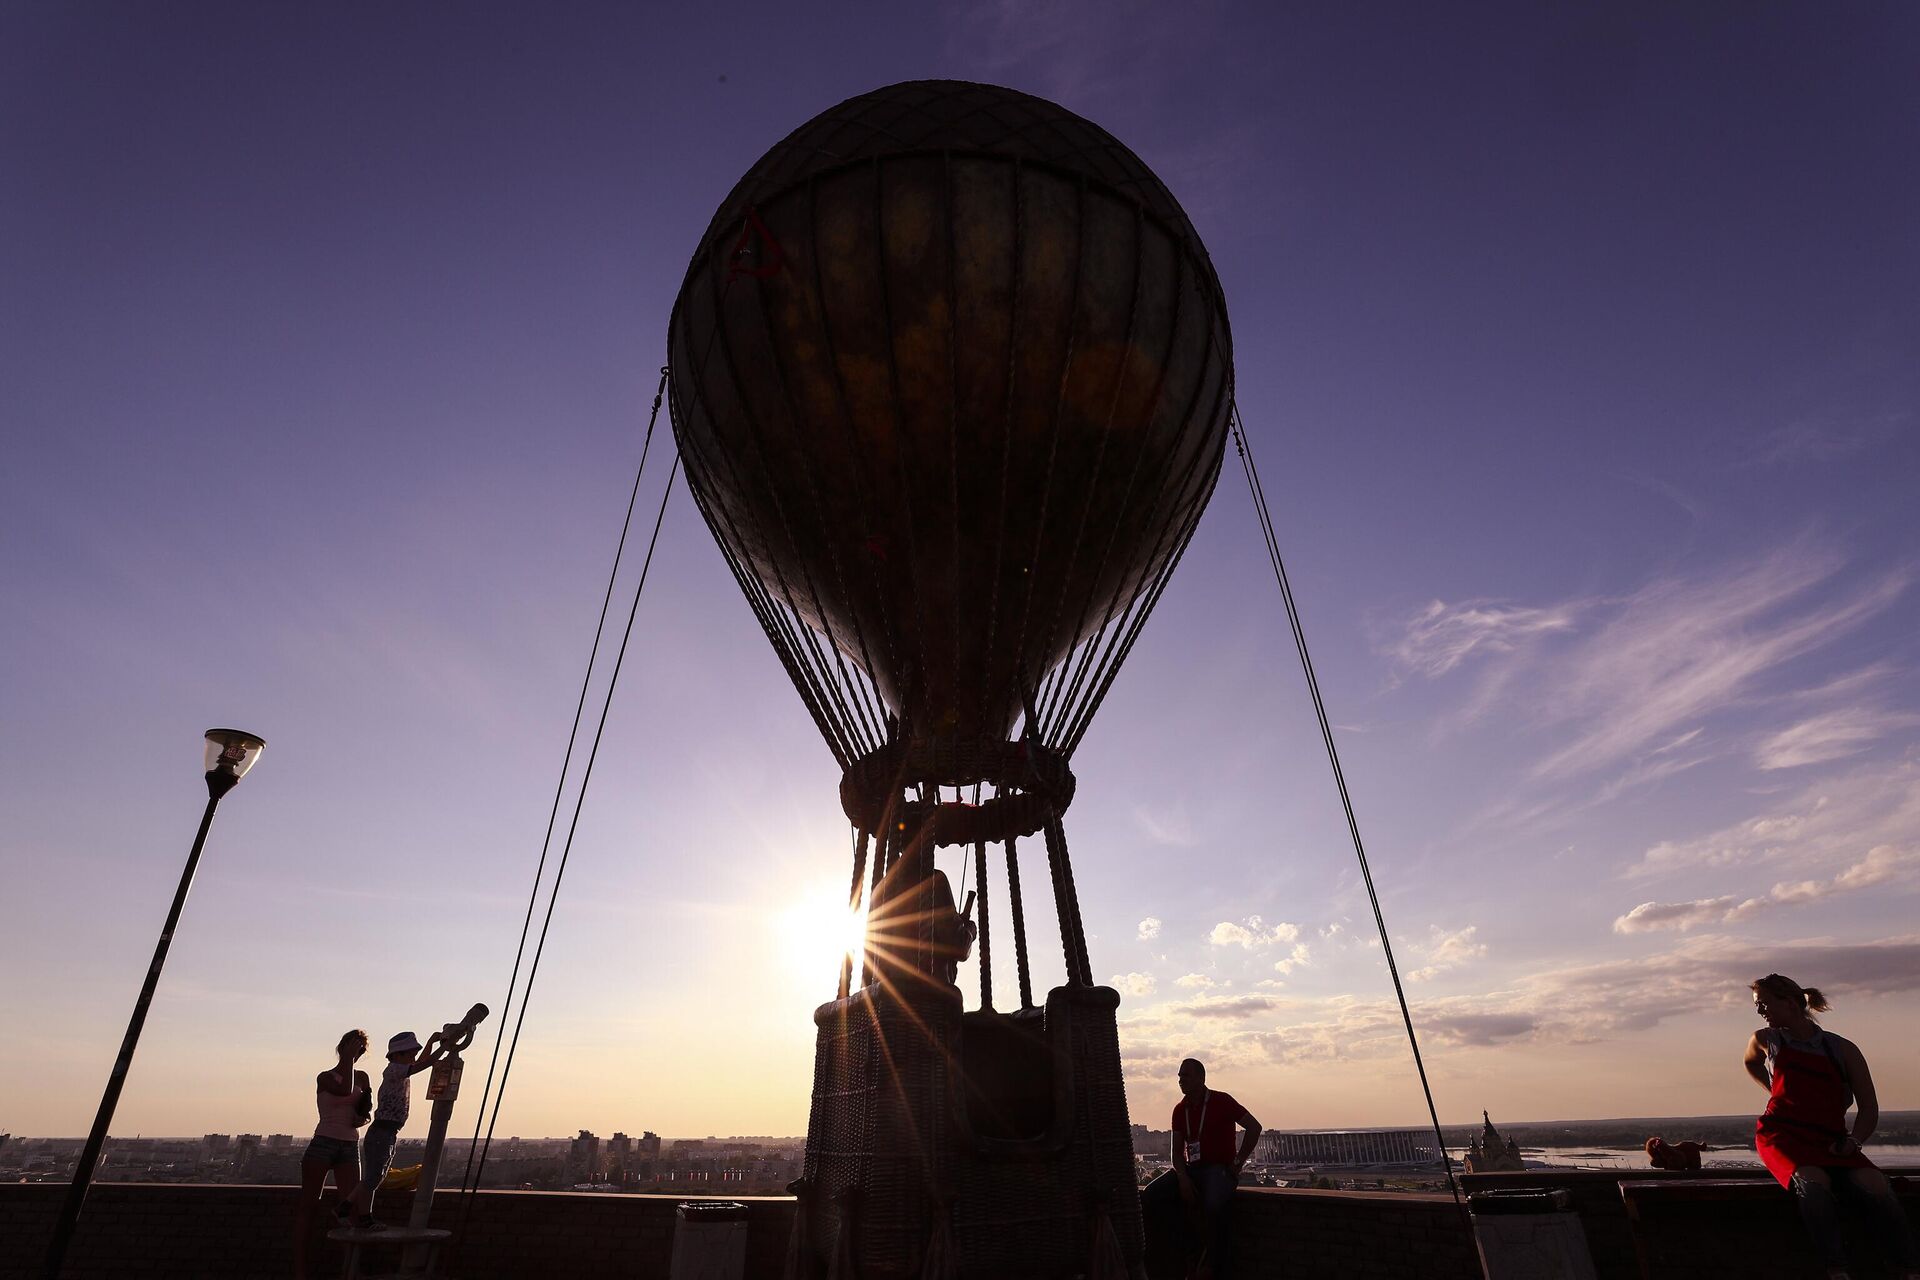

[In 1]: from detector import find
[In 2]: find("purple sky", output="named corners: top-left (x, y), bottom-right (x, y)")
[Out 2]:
top-left (4, 2), bottom-right (1918, 1140)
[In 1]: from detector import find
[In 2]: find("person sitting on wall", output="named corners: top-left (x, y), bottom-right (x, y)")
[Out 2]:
top-left (1143, 1057), bottom-right (1262, 1280)
top-left (1744, 972), bottom-right (1920, 1280)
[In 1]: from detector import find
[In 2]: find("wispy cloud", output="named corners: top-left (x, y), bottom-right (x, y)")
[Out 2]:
top-left (1110, 971), bottom-right (1158, 998)
top-left (1388, 600), bottom-right (1578, 678)
top-left (1744, 412), bottom-right (1909, 468)
top-left (1392, 544), bottom-right (1909, 789)
top-left (1137, 917), bottom-right (1163, 941)
top-left (1528, 549), bottom-right (1905, 780)
top-left (1176, 973), bottom-right (1218, 989)
top-left (939, 1), bottom-right (1254, 228)
top-left (1132, 802), bottom-right (1198, 847)
top-left (1755, 708), bottom-right (1920, 770)
top-left (1633, 758), bottom-right (1920, 879)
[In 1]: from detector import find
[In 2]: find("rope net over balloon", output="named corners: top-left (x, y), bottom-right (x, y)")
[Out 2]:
top-left (668, 81), bottom-right (1234, 850)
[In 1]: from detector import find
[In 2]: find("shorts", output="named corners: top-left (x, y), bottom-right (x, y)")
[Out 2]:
top-left (362, 1120), bottom-right (401, 1186)
top-left (302, 1134), bottom-right (360, 1170)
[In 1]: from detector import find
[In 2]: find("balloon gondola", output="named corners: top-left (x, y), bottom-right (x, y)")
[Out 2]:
top-left (668, 79), bottom-right (1232, 1279)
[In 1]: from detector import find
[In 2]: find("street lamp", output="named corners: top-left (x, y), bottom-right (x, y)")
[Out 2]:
top-left (43, 728), bottom-right (266, 1279)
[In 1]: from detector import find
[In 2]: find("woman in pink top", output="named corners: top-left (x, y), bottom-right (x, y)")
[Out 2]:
top-left (293, 1029), bottom-right (371, 1280)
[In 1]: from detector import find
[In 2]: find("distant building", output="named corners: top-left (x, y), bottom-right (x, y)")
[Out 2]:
top-left (1463, 1111), bottom-right (1525, 1173)
top-left (1257, 1129), bottom-right (1424, 1166)
top-left (569, 1130), bottom-right (601, 1179)
top-left (638, 1131), bottom-right (661, 1160)
top-left (609, 1132), bottom-right (632, 1163)
top-left (266, 1134), bottom-right (293, 1150)
top-left (201, 1134), bottom-right (231, 1156)
top-left (1131, 1125), bottom-right (1172, 1157)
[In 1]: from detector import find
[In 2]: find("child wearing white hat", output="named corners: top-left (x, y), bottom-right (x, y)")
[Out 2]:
top-left (344, 1029), bottom-right (441, 1228)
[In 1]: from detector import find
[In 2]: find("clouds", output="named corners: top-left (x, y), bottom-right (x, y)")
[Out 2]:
top-left (1176, 994), bottom-right (1284, 1019)
top-left (1388, 600), bottom-right (1578, 678)
top-left (1132, 803), bottom-right (1199, 848)
top-left (1633, 759), bottom-right (1920, 879)
top-left (1388, 544), bottom-right (1909, 786)
top-left (1615, 846), bottom-right (1918, 934)
top-left (1111, 971), bottom-right (1158, 997)
top-left (1272, 943), bottom-right (1312, 975)
top-left (1613, 897), bottom-right (1741, 934)
top-left (1526, 549), bottom-right (1905, 781)
top-left (1209, 916), bottom-right (1300, 949)
top-left (1204, 915), bottom-right (1313, 975)
top-left (1755, 708), bottom-right (1920, 770)
top-left (1215, 932), bottom-right (1920, 1066)
top-left (1114, 923), bottom-right (1920, 1120)
top-left (1424, 1011), bottom-right (1541, 1046)
top-left (1176, 973), bottom-right (1218, 989)
top-left (1408, 925), bottom-right (1488, 981)
top-left (1138, 917), bottom-right (1163, 941)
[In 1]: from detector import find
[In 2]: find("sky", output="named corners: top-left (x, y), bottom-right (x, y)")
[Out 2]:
top-left (3, 2), bottom-right (1918, 1143)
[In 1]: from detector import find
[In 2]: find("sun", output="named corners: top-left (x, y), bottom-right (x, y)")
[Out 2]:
top-left (777, 882), bottom-right (870, 991)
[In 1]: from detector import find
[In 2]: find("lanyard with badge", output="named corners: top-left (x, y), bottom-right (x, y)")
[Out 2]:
top-left (1184, 1089), bottom-right (1208, 1163)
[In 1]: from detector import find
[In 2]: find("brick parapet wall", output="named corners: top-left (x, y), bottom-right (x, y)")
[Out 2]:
top-left (0, 1183), bottom-right (796, 1279)
top-left (13, 1168), bottom-right (1907, 1278)
top-left (1, 1181), bottom-right (1476, 1279)
top-left (1214, 1187), bottom-right (1481, 1280)
top-left (1463, 1166), bottom-right (1920, 1280)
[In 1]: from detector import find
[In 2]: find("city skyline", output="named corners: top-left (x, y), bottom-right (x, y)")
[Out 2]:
top-left (5, 2), bottom-right (1918, 1140)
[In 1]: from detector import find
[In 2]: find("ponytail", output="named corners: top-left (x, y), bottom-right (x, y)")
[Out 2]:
top-left (1751, 975), bottom-right (1830, 1017)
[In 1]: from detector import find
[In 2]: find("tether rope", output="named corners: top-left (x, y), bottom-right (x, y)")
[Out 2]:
top-left (1228, 401), bottom-right (1464, 1206)
top-left (449, 450), bottom-right (682, 1251)
top-left (453, 367), bottom-right (669, 1201)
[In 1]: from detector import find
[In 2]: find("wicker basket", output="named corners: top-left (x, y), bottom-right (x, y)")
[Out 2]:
top-left (797, 981), bottom-right (1143, 1278)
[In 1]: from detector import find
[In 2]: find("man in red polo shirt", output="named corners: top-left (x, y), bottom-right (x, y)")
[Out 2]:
top-left (1167, 1057), bottom-right (1261, 1278)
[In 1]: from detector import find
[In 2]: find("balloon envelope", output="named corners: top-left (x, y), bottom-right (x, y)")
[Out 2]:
top-left (670, 80), bottom-right (1232, 755)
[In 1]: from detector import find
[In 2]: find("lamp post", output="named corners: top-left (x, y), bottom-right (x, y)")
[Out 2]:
top-left (43, 728), bottom-right (266, 1280)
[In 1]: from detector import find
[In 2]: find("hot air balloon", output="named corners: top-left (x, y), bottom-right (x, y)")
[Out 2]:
top-left (669, 79), bottom-right (1231, 1279)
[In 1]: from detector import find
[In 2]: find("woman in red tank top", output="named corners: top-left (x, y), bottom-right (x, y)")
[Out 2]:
top-left (1743, 974), bottom-right (1917, 1280)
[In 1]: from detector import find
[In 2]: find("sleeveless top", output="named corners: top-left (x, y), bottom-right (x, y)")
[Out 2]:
top-left (1754, 1026), bottom-right (1872, 1187)
top-left (314, 1069), bottom-right (367, 1141)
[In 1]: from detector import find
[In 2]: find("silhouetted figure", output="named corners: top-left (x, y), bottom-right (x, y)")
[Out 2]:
top-left (928, 868), bottom-right (977, 986)
top-left (1142, 1057), bottom-right (1262, 1279)
top-left (1744, 973), bottom-right (1919, 1280)
top-left (293, 1030), bottom-right (371, 1280)
top-left (342, 1029), bottom-right (442, 1228)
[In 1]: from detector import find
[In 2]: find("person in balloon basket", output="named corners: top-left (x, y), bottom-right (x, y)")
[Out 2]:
top-left (1145, 1057), bottom-right (1262, 1279)
top-left (341, 1029), bottom-right (441, 1229)
top-left (1744, 973), bottom-right (1918, 1280)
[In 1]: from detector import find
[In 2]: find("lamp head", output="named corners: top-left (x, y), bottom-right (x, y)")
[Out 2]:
top-left (203, 729), bottom-right (266, 798)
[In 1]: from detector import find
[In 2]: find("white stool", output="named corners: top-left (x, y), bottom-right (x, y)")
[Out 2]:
top-left (327, 1224), bottom-right (452, 1278)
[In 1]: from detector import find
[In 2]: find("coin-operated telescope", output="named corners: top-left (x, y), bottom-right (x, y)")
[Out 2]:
top-left (411, 1002), bottom-right (490, 1229)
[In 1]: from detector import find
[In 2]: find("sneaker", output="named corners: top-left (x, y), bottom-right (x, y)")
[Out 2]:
top-left (352, 1216), bottom-right (385, 1231)
top-left (332, 1202), bottom-right (353, 1222)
